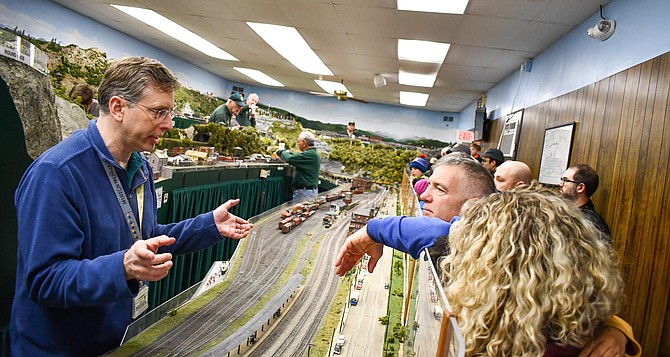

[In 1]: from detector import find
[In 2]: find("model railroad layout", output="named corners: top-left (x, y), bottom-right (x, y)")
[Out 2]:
top-left (277, 188), bottom-right (366, 234)
top-left (117, 180), bottom-right (385, 356)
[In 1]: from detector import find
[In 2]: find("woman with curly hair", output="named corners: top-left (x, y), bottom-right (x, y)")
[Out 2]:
top-left (441, 184), bottom-right (624, 357)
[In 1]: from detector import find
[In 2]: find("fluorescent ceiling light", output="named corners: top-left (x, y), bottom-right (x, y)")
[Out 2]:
top-left (398, 39), bottom-right (450, 63)
top-left (398, 71), bottom-right (437, 87)
top-left (397, 0), bottom-right (469, 14)
top-left (111, 4), bottom-right (237, 60)
top-left (248, 22), bottom-right (333, 76)
top-left (399, 91), bottom-right (429, 106)
top-left (234, 68), bottom-right (284, 87)
top-left (314, 80), bottom-right (351, 96)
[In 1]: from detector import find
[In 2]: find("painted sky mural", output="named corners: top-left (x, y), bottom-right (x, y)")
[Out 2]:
top-left (0, 0), bottom-right (466, 141)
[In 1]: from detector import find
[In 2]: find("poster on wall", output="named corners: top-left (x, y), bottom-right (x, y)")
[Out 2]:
top-left (538, 122), bottom-right (576, 185)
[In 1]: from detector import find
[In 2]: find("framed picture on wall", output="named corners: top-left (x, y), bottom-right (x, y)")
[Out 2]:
top-left (538, 122), bottom-right (576, 185)
top-left (498, 109), bottom-right (523, 159)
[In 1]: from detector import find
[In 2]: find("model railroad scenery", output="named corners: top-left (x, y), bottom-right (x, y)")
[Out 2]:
top-left (112, 177), bottom-right (384, 356)
top-left (277, 181), bottom-right (369, 234)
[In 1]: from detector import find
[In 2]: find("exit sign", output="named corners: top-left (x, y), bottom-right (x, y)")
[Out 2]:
top-left (458, 130), bottom-right (474, 142)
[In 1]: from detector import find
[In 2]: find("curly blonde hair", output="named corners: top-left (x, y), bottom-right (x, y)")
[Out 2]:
top-left (440, 184), bottom-right (623, 356)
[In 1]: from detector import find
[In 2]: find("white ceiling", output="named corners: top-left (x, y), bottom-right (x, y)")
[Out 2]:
top-left (51, 0), bottom-right (610, 113)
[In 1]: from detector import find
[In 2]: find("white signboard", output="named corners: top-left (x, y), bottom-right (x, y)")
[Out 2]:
top-left (538, 123), bottom-right (575, 185)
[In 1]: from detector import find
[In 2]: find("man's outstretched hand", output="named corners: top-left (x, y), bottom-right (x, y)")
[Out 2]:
top-left (334, 226), bottom-right (384, 276)
top-left (213, 199), bottom-right (253, 239)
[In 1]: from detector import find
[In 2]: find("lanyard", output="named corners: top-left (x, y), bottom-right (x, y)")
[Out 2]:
top-left (100, 157), bottom-right (144, 243)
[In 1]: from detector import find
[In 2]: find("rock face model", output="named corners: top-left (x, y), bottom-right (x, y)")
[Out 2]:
top-left (55, 96), bottom-right (89, 140)
top-left (0, 56), bottom-right (61, 159)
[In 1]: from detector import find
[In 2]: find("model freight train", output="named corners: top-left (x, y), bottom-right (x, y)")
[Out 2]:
top-left (278, 180), bottom-right (372, 234)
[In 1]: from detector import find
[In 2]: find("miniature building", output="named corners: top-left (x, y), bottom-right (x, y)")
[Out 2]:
top-left (199, 146), bottom-right (215, 156)
top-left (185, 149), bottom-right (208, 164)
top-left (351, 177), bottom-right (373, 191)
top-left (348, 208), bottom-right (375, 235)
top-left (148, 149), bottom-right (169, 180)
top-left (169, 154), bottom-right (195, 167)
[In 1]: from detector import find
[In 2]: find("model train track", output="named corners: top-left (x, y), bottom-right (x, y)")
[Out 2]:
top-left (250, 217), bottom-right (350, 356)
top-left (251, 190), bottom-right (386, 356)
top-left (133, 222), bottom-right (296, 356)
top-left (125, 185), bottom-right (385, 356)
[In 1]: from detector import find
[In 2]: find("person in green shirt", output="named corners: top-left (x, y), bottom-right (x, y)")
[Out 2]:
top-left (276, 131), bottom-right (321, 201)
top-left (236, 93), bottom-right (259, 127)
top-left (209, 92), bottom-right (245, 126)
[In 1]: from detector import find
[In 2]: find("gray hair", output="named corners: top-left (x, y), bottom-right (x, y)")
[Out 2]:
top-left (299, 131), bottom-right (315, 146)
top-left (433, 152), bottom-right (496, 198)
top-left (98, 56), bottom-right (179, 114)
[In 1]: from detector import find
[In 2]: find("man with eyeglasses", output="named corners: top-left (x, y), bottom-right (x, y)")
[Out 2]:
top-left (209, 92), bottom-right (246, 127)
top-left (559, 164), bottom-right (611, 238)
top-left (11, 56), bottom-right (253, 357)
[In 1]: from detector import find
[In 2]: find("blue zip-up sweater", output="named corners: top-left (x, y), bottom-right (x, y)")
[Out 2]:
top-left (11, 120), bottom-right (223, 356)
top-left (365, 216), bottom-right (456, 259)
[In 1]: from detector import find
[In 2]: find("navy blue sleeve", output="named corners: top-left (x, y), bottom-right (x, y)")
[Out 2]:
top-left (366, 216), bottom-right (452, 259)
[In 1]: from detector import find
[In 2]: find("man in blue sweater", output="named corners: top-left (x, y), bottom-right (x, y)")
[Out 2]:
top-left (11, 56), bottom-right (253, 356)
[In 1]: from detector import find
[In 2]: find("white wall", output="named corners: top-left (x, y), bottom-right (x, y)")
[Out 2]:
top-left (460, 0), bottom-right (670, 130)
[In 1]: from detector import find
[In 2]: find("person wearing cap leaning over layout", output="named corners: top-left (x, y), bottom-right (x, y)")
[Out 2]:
top-left (481, 147), bottom-right (505, 175)
top-left (10, 56), bottom-right (253, 357)
top-left (409, 157), bottom-right (428, 185)
top-left (210, 92), bottom-right (246, 127)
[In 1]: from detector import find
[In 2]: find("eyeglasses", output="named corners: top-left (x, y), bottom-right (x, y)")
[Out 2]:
top-left (129, 101), bottom-right (174, 121)
top-left (559, 177), bottom-right (581, 184)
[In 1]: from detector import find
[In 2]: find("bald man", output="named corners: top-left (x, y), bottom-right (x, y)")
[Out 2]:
top-left (493, 160), bottom-right (532, 191)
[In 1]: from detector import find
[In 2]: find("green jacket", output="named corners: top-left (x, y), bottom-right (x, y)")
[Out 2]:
top-left (236, 106), bottom-right (256, 127)
top-left (210, 104), bottom-right (232, 126)
top-left (278, 147), bottom-right (320, 188)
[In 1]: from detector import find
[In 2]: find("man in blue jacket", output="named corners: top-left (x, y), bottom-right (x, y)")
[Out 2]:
top-left (11, 56), bottom-right (253, 357)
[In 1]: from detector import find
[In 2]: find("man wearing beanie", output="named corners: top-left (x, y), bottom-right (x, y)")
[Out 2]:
top-left (409, 157), bottom-right (428, 185)
top-left (481, 148), bottom-right (505, 175)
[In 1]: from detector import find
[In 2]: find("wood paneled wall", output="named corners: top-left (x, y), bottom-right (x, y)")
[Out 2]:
top-left (485, 51), bottom-right (670, 356)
